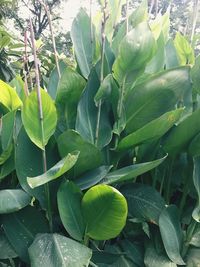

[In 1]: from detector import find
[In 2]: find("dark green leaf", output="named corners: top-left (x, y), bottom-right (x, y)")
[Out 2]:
top-left (0, 189), bottom-right (31, 214)
top-left (2, 206), bottom-right (49, 262)
top-left (57, 130), bottom-right (102, 177)
top-left (192, 157), bottom-right (200, 222)
top-left (144, 242), bottom-right (177, 267)
top-left (71, 9), bottom-right (99, 78)
top-left (57, 180), bottom-right (85, 241)
top-left (117, 109), bottom-right (183, 151)
top-left (191, 55), bottom-right (200, 94)
top-left (82, 184), bottom-right (128, 240)
top-left (1, 111), bottom-right (15, 151)
top-left (28, 233), bottom-right (92, 267)
top-left (125, 67), bottom-right (191, 133)
top-left (164, 108), bottom-right (200, 155)
top-left (76, 69), bottom-right (112, 149)
top-left (112, 22), bottom-right (156, 84)
top-left (75, 165), bottom-right (112, 190)
top-left (122, 183), bottom-right (165, 224)
top-left (0, 231), bottom-right (17, 259)
top-left (159, 205), bottom-right (185, 265)
top-left (102, 155), bottom-right (167, 185)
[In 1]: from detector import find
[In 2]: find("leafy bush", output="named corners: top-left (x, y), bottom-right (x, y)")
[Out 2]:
top-left (0, 0), bottom-right (200, 266)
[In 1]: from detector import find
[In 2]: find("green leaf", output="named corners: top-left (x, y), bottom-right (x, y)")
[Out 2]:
top-left (71, 9), bottom-right (99, 78)
top-left (102, 155), bottom-right (167, 185)
top-left (164, 108), bottom-right (200, 155)
top-left (0, 189), bottom-right (31, 214)
top-left (0, 152), bottom-right (15, 180)
top-left (27, 151), bottom-right (79, 188)
top-left (189, 132), bottom-right (200, 156)
top-left (21, 89), bottom-right (57, 150)
top-left (159, 205), bottom-right (185, 265)
top-left (165, 39), bottom-right (179, 69)
top-left (57, 180), bottom-right (85, 241)
top-left (174, 32), bottom-right (194, 65)
top-left (15, 127), bottom-right (59, 208)
top-left (10, 75), bottom-right (26, 103)
top-left (192, 157), bottom-right (200, 222)
top-left (28, 233), bottom-right (92, 267)
top-left (1, 111), bottom-right (15, 151)
top-left (82, 184), bottom-right (128, 240)
top-left (112, 0), bottom-right (148, 55)
top-left (144, 242), bottom-right (177, 267)
top-left (0, 80), bottom-right (22, 112)
top-left (125, 67), bottom-right (191, 133)
top-left (58, 130), bottom-right (102, 177)
top-left (112, 22), bottom-right (156, 84)
top-left (76, 69), bottom-right (112, 149)
top-left (75, 165), bottom-right (112, 190)
top-left (189, 224), bottom-right (200, 247)
top-left (191, 55), bottom-right (200, 94)
top-left (186, 248), bottom-right (200, 267)
top-left (2, 206), bottom-right (49, 262)
top-left (122, 183), bottom-right (165, 224)
top-left (56, 67), bottom-right (86, 129)
top-left (0, 231), bottom-right (17, 259)
top-left (117, 109), bottom-right (183, 151)
top-left (47, 61), bottom-right (67, 100)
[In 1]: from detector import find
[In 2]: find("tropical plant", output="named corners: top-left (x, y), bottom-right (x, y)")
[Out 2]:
top-left (0, 0), bottom-right (200, 266)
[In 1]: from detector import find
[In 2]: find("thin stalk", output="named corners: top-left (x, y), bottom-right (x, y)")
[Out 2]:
top-left (190, 0), bottom-right (199, 44)
top-left (95, 0), bottom-right (108, 146)
top-left (90, 0), bottom-right (93, 47)
top-left (39, 0), bottom-right (61, 78)
top-left (23, 30), bottom-right (29, 96)
top-left (165, 158), bottom-right (174, 204)
top-left (29, 18), bottom-right (53, 232)
top-left (126, 0), bottom-right (129, 34)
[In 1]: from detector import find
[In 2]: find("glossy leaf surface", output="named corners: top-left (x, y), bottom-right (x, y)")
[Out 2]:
top-left (82, 184), bottom-right (128, 240)
top-left (22, 89), bottom-right (57, 149)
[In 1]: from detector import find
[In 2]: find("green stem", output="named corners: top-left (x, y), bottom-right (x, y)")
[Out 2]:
top-left (83, 234), bottom-right (89, 246)
top-left (29, 18), bottom-right (53, 232)
top-left (165, 158), bottom-right (174, 204)
top-left (95, 0), bottom-right (108, 146)
top-left (182, 220), bottom-right (197, 257)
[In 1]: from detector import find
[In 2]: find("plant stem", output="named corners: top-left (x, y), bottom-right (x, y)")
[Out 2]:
top-left (29, 18), bottom-right (53, 232)
top-left (126, 0), bottom-right (129, 34)
top-left (190, 0), bottom-right (199, 44)
top-left (23, 30), bottom-right (29, 96)
top-left (165, 157), bottom-right (174, 204)
top-left (39, 0), bottom-right (61, 79)
top-left (95, 0), bottom-right (108, 146)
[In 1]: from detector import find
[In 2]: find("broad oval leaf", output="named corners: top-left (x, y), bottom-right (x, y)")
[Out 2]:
top-left (188, 133), bottom-right (200, 156)
top-left (75, 69), bottom-right (112, 149)
top-left (2, 206), bottom-right (49, 262)
top-left (0, 231), bottom-right (17, 259)
top-left (57, 180), bottom-right (85, 241)
top-left (112, 21), bottom-right (156, 84)
top-left (57, 130), bottom-right (102, 177)
top-left (125, 67), bottom-right (191, 133)
top-left (159, 205), bottom-right (185, 265)
top-left (75, 165), bottom-right (112, 190)
top-left (21, 89), bottom-right (57, 149)
top-left (27, 151), bottom-right (80, 188)
top-left (102, 155), bottom-right (167, 185)
top-left (121, 183), bottom-right (165, 224)
top-left (71, 9), bottom-right (99, 78)
top-left (1, 110), bottom-right (15, 151)
top-left (164, 108), bottom-right (200, 155)
top-left (82, 184), bottom-right (128, 240)
top-left (0, 189), bottom-right (31, 214)
top-left (28, 233), bottom-right (92, 267)
top-left (0, 80), bottom-right (22, 112)
top-left (117, 109), bottom-right (183, 151)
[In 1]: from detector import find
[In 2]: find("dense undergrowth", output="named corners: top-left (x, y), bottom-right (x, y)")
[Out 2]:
top-left (0, 0), bottom-right (200, 266)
